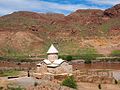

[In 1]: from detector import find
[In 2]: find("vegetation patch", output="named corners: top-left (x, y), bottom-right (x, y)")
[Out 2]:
top-left (7, 86), bottom-right (25, 90)
top-left (0, 70), bottom-right (20, 77)
top-left (110, 50), bottom-right (120, 57)
top-left (59, 48), bottom-right (101, 64)
top-left (65, 55), bottom-right (73, 61)
top-left (62, 76), bottom-right (77, 89)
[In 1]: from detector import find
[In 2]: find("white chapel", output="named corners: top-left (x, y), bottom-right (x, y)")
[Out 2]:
top-left (36, 44), bottom-right (72, 75)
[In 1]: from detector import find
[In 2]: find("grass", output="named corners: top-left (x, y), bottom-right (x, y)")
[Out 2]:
top-left (42, 24), bottom-right (61, 31)
top-left (57, 40), bottom-right (84, 55)
top-left (0, 56), bottom-right (36, 62)
top-left (7, 87), bottom-right (24, 90)
top-left (60, 45), bottom-right (100, 59)
top-left (0, 44), bottom-right (104, 63)
top-left (110, 50), bottom-right (120, 57)
top-left (0, 45), bottom-right (28, 57)
top-left (62, 76), bottom-right (77, 89)
top-left (59, 47), bottom-right (103, 63)
top-left (0, 70), bottom-right (20, 77)
top-left (0, 16), bottom-right (39, 30)
top-left (98, 17), bottom-right (120, 33)
top-left (7, 84), bottom-right (25, 90)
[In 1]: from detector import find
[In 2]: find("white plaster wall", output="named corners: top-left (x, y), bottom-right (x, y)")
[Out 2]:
top-left (48, 54), bottom-right (58, 62)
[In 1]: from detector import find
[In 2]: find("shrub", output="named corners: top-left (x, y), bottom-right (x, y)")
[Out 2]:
top-left (62, 76), bottom-right (77, 89)
top-left (84, 59), bottom-right (91, 64)
top-left (66, 55), bottom-right (73, 61)
top-left (59, 55), bottom-right (72, 61)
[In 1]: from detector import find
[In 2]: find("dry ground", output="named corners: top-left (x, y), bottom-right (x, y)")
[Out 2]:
top-left (77, 82), bottom-right (120, 90)
top-left (0, 77), bottom-right (120, 90)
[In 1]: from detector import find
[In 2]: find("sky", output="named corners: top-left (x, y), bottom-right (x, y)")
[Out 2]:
top-left (0, 0), bottom-right (120, 16)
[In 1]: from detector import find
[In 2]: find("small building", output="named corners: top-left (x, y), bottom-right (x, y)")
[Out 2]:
top-left (36, 44), bottom-right (72, 76)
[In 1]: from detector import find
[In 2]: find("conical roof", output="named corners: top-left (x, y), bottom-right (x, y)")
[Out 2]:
top-left (47, 44), bottom-right (58, 54)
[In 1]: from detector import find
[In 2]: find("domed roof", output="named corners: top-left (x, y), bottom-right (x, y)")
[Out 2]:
top-left (47, 44), bottom-right (58, 54)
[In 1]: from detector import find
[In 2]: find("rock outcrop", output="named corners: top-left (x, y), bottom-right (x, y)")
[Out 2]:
top-left (104, 4), bottom-right (120, 17)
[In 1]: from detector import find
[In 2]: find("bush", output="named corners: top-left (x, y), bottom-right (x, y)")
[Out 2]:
top-left (59, 55), bottom-right (72, 61)
top-left (81, 54), bottom-right (98, 64)
top-left (66, 55), bottom-right (73, 61)
top-left (84, 59), bottom-right (91, 64)
top-left (62, 76), bottom-right (77, 89)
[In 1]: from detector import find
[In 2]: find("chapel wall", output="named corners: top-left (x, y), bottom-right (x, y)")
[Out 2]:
top-left (48, 54), bottom-right (58, 62)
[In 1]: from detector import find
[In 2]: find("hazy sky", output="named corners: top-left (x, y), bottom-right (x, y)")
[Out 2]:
top-left (0, 0), bottom-right (120, 16)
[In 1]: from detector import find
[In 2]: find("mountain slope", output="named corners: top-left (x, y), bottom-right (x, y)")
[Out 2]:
top-left (0, 4), bottom-right (120, 56)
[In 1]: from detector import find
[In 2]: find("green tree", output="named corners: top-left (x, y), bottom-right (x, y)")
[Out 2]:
top-left (82, 54), bottom-right (97, 64)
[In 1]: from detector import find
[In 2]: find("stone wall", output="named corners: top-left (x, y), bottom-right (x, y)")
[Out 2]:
top-left (48, 54), bottom-right (58, 63)
top-left (73, 70), bottom-right (116, 84)
top-left (36, 64), bottom-right (47, 74)
top-left (47, 62), bottom-right (72, 74)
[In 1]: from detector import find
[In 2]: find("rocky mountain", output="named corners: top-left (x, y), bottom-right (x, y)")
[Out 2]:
top-left (0, 4), bottom-right (120, 56)
top-left (104, 4), bottom-right (120, 17)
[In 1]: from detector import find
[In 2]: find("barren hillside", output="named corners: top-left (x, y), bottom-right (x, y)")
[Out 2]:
top-left (0, 4), bottom-right (120, 56)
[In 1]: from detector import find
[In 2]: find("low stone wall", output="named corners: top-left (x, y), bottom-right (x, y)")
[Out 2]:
top-left (33, 73), bottom-right (72, 82)
top-left (75, 75), bottom-right (115, 84)
top-left (73, 70), bottom-right (116, 84)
